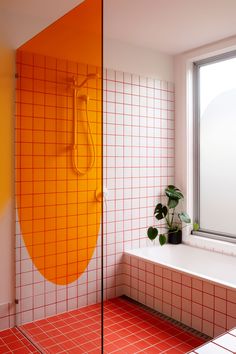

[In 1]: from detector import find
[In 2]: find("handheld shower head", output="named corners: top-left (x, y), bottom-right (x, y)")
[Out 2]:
top-left (72, 73), bottom-right (100, 89)
top-left (78, 94), bottom-right (89, 102)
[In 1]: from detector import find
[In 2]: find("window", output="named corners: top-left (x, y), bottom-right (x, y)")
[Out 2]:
top-left (194, 51), bottom-right (236, 241)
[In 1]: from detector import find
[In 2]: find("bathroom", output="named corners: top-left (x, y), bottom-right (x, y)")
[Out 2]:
top-left (0, 0), bottom-right (236, 353)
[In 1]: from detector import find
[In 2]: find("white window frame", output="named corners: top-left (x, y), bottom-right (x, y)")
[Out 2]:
top-left (193, 50), bottom-right (236, 244)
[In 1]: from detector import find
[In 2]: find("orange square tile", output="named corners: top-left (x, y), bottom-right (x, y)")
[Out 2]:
top-left (45, 131), bottom-right (56, 143)
top-left (33, 194), bottom-right (45, 207)
top-left (45, 205), bottom-right (56, 218)
top-left (33, 156), bottom-right (45, 168)
top-left (45, 267), bottom-right (56, 281)
top-left (33, 181), bottom-right (45, 194)
top-left (45, 243), bottom-right (56, 256)
top-left (45, 217), bottom-right (56, 230)
top-left (77, 226), bottom-right (87, 238)
top-left (33, 232), bottom-right (45, 245)
top-left (78, 237), bottom-right (88, 249)
top-left (33, 92), bottom-right (45, 105)
top-left (33, 104), bottom-right (44, 118)
top-left (57, 205), bottom-right (67, 217)
top-left (21, 181), bottom-right (33, 194)
top-left (45, 181), bottom-right (56, 193)
top-left (67, 192), bottom-right (77, 204)
top-left (45, 255), bottom-right (55, 269)
top-left (33, 206), bottom-right (45, 219)
top-left (45, 93), bottom-right (56, 107)
top-left (33, 143), bottom-right (45, 156)
top-left (45, 69), bottom-right (57, 82)
top-left (46, 230), bottom-right (56, 243)
top-left (21, 103), bottom-right (33, 117)
top-left (21, 64), bottom-right (33, 78)
top-left (20, 194), bottom-right (32, 208)
top-left (33, 244), bottom-right (44, 257)
top-left (34, 168), bottom-right (45, 181)
top-left (45, 193), bottom-right (56, 206)
top-left (21, 168), bottom-right (33, 181)
top-left (57, 253), bottom-right (67, 266)
top-left (34, 67), bottom-right (45, 80)
top-left (57, 168), bottom-right (67, 180)
top-left (67, 240), bottom-right (77, 252)
top-left (45, 81), bottom-right (56, 94)
top-left (21, 90), bottom-right (33, 104)
top-left (45, 106), bottom-right (56, 119)
top-left (34, 79), bottom-right (44, 92)
top-left (33, 130), bottom-right (44, 143)
top-left (19, 206), bottom-right (33, 220)
top-left (67, 227), bottom-right (77, 240)
top-left (67, 180), bottom-right (77, 192)
top-left (57, 240), bottom-right (67, 253)
top-left (68, 215), bottom-right (77, 227)
top-left (21, 142), bottom-right (32, 155)
top-left (56, 180), bottom-right (67, 192)
top-left (45, 119), bottom-right (56, 131)
top-left (56, 228), bottom-right (66, 242)
top-left (21, 78), bottom-right (33, 91)
top-left (33, 219), bottom-right (45, 232)
top-left (77, 249), bottom-right (87, 262)
top-left (56, 216), bottom-right (67, 230)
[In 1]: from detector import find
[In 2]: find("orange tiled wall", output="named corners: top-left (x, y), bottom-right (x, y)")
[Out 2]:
top-left (15, 50), bottom-right (102, 286)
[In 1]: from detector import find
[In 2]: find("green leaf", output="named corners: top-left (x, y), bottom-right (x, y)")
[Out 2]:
top-left (165, 185), bottom-right (184, 200)
top-left (154, 203), bottom-right (167, 220)
top-left (147, 227), bottom-right (158, 240)
top-left (168, 198), bottom-right (179, 209)
top-left (193, 222), bottom-right (199, 231)
top-left (159, 234), bottom-right (167, 246)
top-left (178, 212), bottom-right (191, 223)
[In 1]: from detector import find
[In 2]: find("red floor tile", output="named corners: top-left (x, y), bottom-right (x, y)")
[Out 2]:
top-left (0, 297), bottom-right (208, 353)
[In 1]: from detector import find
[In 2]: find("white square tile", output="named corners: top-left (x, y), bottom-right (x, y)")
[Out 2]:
top-left (195, 342), bottom-right (231, 353)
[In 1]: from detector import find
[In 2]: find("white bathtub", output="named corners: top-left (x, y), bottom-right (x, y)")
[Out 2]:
top-left (125, 244), bottom-right (236, 289)
top-left (123, 244), bottom-right (236, 337)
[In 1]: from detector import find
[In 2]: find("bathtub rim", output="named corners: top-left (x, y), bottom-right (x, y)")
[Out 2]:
top-left (124, 245), bottom-right (236, 290)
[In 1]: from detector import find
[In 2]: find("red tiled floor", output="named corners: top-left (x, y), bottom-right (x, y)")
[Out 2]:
top-left (0, 297), bottom-right (208, 353)
top-left (0, 328), bottom-right (39, 353)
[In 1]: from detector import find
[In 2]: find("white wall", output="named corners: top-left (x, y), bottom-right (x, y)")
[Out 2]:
top-left (174, 35), bottom-right (236, 252)
top-left (104, 38), bottom-right (174, 82)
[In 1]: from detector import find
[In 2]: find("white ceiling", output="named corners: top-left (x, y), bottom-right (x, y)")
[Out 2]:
top-left (104, 0), bottom-right (236, 54)
top-left (1, 0), bottom-right (236, 54)
top-left (0, 0), bottom-right (84, 48)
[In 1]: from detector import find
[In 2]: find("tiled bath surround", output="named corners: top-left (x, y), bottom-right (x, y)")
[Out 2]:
top-left (123, 253), bottom-right (236, 338)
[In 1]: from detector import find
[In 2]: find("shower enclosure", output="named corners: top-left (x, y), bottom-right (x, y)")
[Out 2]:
top-left (15, 0), bottom-right (104, 352)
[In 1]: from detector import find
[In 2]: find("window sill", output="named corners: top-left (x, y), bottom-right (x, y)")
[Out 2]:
top-left (183, 232), bottom-right (236, 257)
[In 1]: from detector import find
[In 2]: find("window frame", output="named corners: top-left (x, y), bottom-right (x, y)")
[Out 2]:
top-left (193, 50), bottom-right (236, 244)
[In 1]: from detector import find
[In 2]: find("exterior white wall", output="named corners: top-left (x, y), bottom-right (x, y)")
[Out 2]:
top-left (104, 38), bottom-right (174, 82)
top-left (174, 35), bottom-right (236, 253)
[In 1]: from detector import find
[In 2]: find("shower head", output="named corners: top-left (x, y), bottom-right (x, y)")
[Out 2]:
top-left (72, 73), bottom-right (100, 89)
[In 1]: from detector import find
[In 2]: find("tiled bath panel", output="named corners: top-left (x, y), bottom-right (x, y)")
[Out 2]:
top-left (123, 254), bottom-right (236, 339)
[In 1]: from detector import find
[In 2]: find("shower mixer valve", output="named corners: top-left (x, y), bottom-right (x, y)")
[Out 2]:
top-left (95, 187), bottom-right (109, 202)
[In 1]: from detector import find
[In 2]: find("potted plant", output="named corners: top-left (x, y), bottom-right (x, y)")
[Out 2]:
top-left (147, 185), bottom-right (198, 246)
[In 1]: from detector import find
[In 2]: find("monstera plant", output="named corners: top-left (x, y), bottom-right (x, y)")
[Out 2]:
top-left (147, 185), bottom-right (198, 246)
